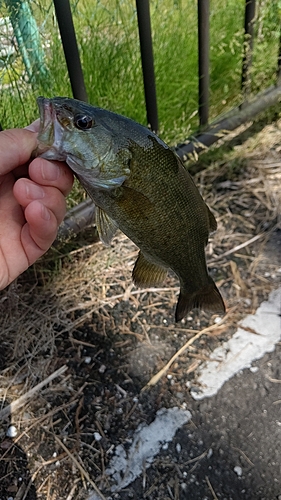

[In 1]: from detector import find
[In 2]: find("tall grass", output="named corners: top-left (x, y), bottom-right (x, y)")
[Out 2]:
top-left (0, 0), bottom-right (280, 144)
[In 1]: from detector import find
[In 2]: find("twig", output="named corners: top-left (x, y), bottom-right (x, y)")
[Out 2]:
top-left (185, 449), bottom-right (208, 465)
top-left (205, 476), bottom-right (218, 500)
top-left (66, 479), bottom-right (80, 500)
top-left (54, 436), bottom-right (106, 500)
top-left (0, 399), bottom-right (79, 463)
top-left (141, 308), bottom-right (235, 391)
top-left (208, 233), bottom-right (265, 263)
top-left (65, 287), bottom-right (179, 313)
top-left (232, 446), bottom-right (254, 467)
top-left (266, 375), bottom-right (281, 383)
top-left (0, 365), bottom-right (68, 420)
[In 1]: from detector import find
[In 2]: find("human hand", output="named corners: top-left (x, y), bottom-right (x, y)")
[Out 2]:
top-left (0, 124), bottom-right (73, 290)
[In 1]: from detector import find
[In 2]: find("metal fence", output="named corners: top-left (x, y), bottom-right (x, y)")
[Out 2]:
top-left (52, 0), bottom-right (281, 160)
top-left (1, 0), bottom-right (281, 233)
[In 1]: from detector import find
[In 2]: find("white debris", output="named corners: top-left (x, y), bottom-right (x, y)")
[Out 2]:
top-left (214, 316), bottom-right (223, 324)
top-left (191, 287), bottom-right (281, 400)
top-left (105, 407), bottom-right (191, 492)
top-left (176, 443), bottom-right (181, 453)
top-left (84, 356), bottom-right (91, 364)
top-left (93, 432), bottom-right (102, 442)
top-left (250, 366), bottom-right (259, 373)
top-left (234, 465), bottom-right (243, 477)
top-left (6, 425), bottom-right (17, 438)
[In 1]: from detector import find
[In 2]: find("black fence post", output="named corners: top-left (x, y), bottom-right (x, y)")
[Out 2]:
top-left (241, 0), bottom-right (256, 98)
top-left (135, 0), bottom-right (158, 133)
top-left (53, 0), bottom-right (88, 102)
top-left (277, 27), bottom-right (281, 86)
top-left (197, 0), bottom-right (210, 127)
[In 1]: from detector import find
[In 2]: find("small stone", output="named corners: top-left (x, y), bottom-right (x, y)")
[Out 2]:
top-left (214, 316), bottom-right (222, 324)
top-left (94, 432), bottom-right (102, 441)
top-left (250, 366), bottom-right (259, 373)
top-left (181, 482), bottom-right (188, 491)
top-left (6, 425), bottom-right (17, 438)
top-left (234, 465), bottom-right (242, 477)
top-left (176, 443), bottom-right (181, 453)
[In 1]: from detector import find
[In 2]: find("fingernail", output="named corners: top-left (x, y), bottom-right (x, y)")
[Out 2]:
top-left (41, 162), bottom-right (60, 181)
top-left (25, 119), bottom-right (40, 132)
top-left (41, 204), bottom-right (51, 221)
top-left (26, 183), bottom-right (45, 199)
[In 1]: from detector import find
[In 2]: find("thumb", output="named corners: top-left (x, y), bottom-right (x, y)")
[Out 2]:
top-left (0, 128), bottom-right (38, 174)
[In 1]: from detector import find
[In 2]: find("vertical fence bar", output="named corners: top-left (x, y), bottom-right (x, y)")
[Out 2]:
top-left (53, 0), bottom-right (88, 102)
top-left (197, 0), bottom-right (210, 127)
top-left (135, 0), bottom-right (158, 133)
top-left (241, 0), bottom-right (256, 97)
top-left (277, 28), bottom-right (281, 86)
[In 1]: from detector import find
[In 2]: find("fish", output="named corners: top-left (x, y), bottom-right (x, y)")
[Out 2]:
top-left (35, 96), bottom-right (225, 321)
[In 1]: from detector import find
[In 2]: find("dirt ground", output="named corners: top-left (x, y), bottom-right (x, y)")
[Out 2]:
top-left (0, 116), bottom-right (280, 500)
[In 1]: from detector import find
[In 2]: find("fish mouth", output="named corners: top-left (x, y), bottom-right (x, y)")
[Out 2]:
top-left (34, 97), bottom-right (67, 161)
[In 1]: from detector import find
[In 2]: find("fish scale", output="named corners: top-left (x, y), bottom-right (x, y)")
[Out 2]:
top-left (35, 96), bottom-right (225, 321)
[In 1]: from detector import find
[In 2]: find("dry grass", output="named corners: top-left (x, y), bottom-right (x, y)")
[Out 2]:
top-left (0, 117), bottom-right (280, 499)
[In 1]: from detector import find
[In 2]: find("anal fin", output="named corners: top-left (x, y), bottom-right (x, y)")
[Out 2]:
top-left (96, 206), bottom-right (119, 246)
top-left (132, 251), bottom-right (167, 287)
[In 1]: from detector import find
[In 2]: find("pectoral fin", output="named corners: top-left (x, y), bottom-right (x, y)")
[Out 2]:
top-left (132, 251), bottom-right (167, 287)
top-left (96, 207), bottom-right (119, 246)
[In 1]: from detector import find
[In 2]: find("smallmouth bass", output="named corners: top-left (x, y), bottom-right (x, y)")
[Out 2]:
top-left (35, 96), bottom-right (225, 321)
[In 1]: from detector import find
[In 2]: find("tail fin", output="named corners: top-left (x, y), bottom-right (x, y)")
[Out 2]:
top-left (175, 282), bottom-right (225, 322)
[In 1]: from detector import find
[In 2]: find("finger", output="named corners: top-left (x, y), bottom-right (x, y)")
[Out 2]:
top-left (21, 200), bottom-right (59, 264)
top-left (0, 129), bottom-right (37, 174)
top-left (14, 178), bottom-right (67, 226)
top-left (28, 157), bottom-right (74, 197)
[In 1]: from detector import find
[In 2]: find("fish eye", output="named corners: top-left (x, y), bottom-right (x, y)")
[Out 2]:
top-left (74, 114), bottom-right (93, 130)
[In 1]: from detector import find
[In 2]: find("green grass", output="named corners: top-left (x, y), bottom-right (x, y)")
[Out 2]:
top-left (0, 0), bottom-right (280, 146)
